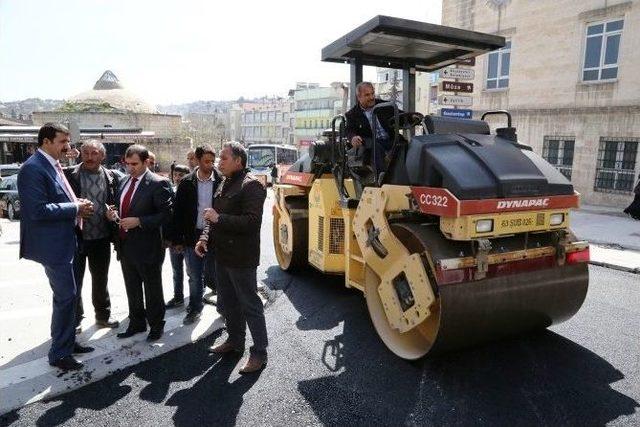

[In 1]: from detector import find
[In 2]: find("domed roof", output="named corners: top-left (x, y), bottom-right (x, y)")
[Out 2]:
top-left (64, 70), bottom-right (158, 114)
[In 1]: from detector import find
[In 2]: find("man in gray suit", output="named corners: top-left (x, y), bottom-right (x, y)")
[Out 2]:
top-left (107, 144), bottom-right (173, 341)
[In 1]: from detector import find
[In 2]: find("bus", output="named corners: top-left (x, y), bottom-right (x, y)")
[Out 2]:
top-left (247, 144), bottom-right (298, 185)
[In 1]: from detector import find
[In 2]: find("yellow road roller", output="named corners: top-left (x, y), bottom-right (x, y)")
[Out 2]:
top-left (272, 16), bottom-right (589, 360)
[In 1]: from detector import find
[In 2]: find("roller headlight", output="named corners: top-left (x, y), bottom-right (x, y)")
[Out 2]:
top-left (550, 213), bottom-right (565, 226)
top-left (475, 219), bottom-right (494, 233)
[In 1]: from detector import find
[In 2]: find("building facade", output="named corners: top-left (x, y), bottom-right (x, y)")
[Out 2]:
top-left (443, 0), bottom-right (640, 207)
top-left (373, 68), bottom-right (436, 115)
top-left (241, 97), bottom-right (295, 146)
top-left (293, 82), bottom-right (348, 150)
top-left (23, 70), bottom-right (189, 169)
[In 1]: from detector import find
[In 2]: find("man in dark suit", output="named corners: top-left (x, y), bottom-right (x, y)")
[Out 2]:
top-left (107, 144), bottom-right (173, 341)
top-left (64, 140), bottom-right (120, 330)
top-left (195, 141), bottom-right (267, 374)
top-left (345, 81), bottom-right (401, 172)
top-left (18, 123), bottom-right (96, 370)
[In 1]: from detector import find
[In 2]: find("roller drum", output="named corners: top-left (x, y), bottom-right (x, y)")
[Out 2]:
top-left (366, 222), bottom-right (589, 359)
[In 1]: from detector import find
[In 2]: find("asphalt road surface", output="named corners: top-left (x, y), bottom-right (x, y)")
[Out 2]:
top-left (2, 198), bottom-right (639, 426)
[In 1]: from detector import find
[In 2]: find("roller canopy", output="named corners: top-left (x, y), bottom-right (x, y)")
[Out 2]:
top-left (321, 15), bottom-right (506, 71)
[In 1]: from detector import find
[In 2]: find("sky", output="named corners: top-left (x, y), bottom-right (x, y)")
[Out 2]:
top-left (0, 0), bottom-right (442, 104)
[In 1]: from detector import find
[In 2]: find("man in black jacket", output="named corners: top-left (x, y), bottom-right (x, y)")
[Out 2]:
top-left (64, 140), bottom-right (120, 330)
top-left (345, 81), bottom-right (400, 172)
top-left (167, 144), bottom-right (222, 324)
top-left (195, 141), bottom-right (267, 374)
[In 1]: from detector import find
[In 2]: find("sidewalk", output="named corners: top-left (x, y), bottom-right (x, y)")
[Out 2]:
top-left (572, 204), bottom-right (640, 273)
top-left (0, 219), bottom-right (226, 415)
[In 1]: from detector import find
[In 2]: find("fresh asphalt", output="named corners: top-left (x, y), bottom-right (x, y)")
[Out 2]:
top-left (2, 198), bottom-right (639, 426)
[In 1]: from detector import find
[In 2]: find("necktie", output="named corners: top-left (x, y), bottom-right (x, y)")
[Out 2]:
top-left (119, 177), bottom-right (138, 239)
top-left (55, 162), bottom-right (82, 229)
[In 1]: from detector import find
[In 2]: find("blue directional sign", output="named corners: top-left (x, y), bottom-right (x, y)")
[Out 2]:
top-left (441, 108), bottom-right (473, 119)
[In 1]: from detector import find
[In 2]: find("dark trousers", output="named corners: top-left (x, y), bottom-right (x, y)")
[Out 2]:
top-left (73, 237), bottom-right (112, 324)
top-left (183, 246), bottom-right (209, 312)
top-left (169, 247), bottom-right (185, 300)
top-left (365, 137), bottom-right (393, 173)
top-left (204, 248), bottom-right (217, 291)
top-left (215, 261), bottom-right (267, 358)
top-left (43, 263), bottom-right (77, 363)
top-left (120, 256), bottom-right (165, 331)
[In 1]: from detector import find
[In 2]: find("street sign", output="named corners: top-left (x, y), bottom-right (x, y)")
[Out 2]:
top-left (441, 81), bottom-right (474, 93)
top-left (457, 57), bottom-right (476, 66)
top-left (441, 67), bottom-right (475, 80)
top-left (438, 95), bottom-right (473, 107)
top-left (441, 108), bottom-right (473, 119)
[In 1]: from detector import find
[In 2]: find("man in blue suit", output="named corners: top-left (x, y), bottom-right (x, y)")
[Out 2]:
top-left (18, 123), bottom-right (96, 371)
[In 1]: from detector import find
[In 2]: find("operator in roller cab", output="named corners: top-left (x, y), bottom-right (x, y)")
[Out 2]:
top-left (345, 81), bottom-right (399, 173)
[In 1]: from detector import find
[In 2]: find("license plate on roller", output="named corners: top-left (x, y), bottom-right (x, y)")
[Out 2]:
top-left (493, 212), bottom-right (558, 234)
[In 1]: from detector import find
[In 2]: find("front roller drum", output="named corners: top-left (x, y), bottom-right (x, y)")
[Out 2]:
top-left (365, 224), bottom-right (589, 359)
top-left (273, 203), bottom-right (308, 271)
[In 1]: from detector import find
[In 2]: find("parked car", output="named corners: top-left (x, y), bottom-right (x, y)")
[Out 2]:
top-left (0, 175), bottom-right (20, 220)
top-left (0, 163), bottom-right (21, 180)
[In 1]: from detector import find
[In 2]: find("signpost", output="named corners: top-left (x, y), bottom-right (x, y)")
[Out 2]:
top-left (457, 57), bottom-right (476, 66)
top-left (441, 108), bottom-right (473, 119)
top-left (438, 95), bottom-right (473, 107)
top-left (441, 81), bottom-right (474, 93)
top-left (441, 67), bottom-right (475, 80)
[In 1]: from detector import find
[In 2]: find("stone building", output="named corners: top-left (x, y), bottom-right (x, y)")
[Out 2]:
top-left (30, 70), bottom-right (189, 170)
top-left (443, 0), bottom-right (640, 207)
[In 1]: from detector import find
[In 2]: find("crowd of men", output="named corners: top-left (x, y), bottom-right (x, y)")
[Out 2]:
top-left (17, 123), bottom-right (268, 374)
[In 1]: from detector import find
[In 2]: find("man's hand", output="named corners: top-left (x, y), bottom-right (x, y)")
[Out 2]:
top-left (195, 240), bottom-right (208, 257)
top-left (203, 208), bottom-right (220, 223)
top-left (77, 198), bottom-right (94, 219)
top-left (350, 135), bottom-right (363, 148)
top-left (105, 205), bottom-right (118, 222)
top-left (172, 244), bottom-right (184, 253)
top-left (120, 217), bottom-right (141, 231)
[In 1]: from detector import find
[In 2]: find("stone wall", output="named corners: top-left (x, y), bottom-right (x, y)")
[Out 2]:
top-left (32, 111), bottom-right (182, 138)
top-left (443, 0), bottom-right (640, 207)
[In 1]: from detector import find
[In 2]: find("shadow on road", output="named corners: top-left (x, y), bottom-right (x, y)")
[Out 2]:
top-left (166, 352), bottom-right (262, 426)
top-left (31, 371), bottom-right (132, 427)
top-left (263, 265), bottom-right (639, 425)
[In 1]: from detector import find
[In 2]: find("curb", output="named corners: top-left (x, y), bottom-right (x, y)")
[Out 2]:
top-left (0, 305), bottom-right (224, 416)
top-left (589, 260), bottom-right (640, 274)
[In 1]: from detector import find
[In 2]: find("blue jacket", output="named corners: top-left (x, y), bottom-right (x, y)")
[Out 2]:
top-left (18, 151), bottom-right (78, 265)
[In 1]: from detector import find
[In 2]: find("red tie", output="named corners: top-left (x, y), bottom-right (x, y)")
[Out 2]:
top-left (119, 177), bottom-right (138, 239)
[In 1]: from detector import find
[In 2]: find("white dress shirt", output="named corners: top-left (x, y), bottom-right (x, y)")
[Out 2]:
top-left (119, 169), bottom-right (148, 215)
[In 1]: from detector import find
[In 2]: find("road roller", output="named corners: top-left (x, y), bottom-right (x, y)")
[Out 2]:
top-left (272, 16), bottom-right (589, 360)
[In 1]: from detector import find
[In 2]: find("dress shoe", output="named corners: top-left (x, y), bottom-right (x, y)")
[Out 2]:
top-left (183, 310), bottom-right (201, 325)
top-left (49, 355), bottom-right (83, 371)
top-left (117, 327), bottom-right (146, 339)
top-left (96, 318), bottom-right (120, 329)
top-left (73, 343), bottom-right (95, 354)
top-left (146, 329), bottom-right (163, 341)
top-left (207, 341), bottom-right (244, 355)
top-left (165, 297), bottom-right (184, 309)
top-left (239, 354), bottom-right (267, 374)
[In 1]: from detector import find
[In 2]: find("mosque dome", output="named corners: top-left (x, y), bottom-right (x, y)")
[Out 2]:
top-left (60, 70), bottom-right (158, 114)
